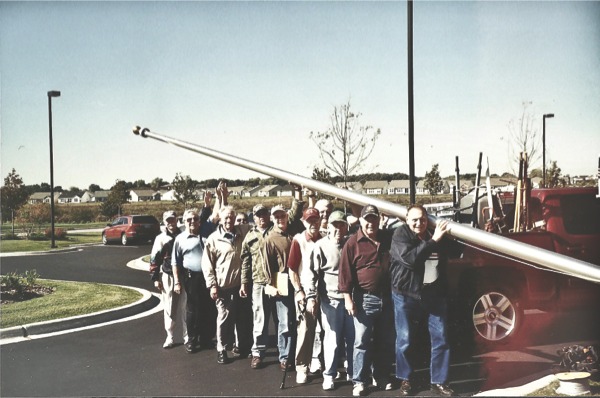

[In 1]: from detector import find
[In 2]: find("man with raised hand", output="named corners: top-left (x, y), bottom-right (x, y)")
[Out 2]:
top-left (202, 205), bottom-right (252, 364)
top-left (390, 204), bottom-right (457, 397)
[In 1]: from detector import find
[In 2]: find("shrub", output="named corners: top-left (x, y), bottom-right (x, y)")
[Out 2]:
top-left (1, 272), bottom-right (24, 294)
top-left (24, 269), bottom-right (40, 286)
top-left (44, 228), bottom-right (68, 240)
top-left (28, 233), bottom-right (47, 241)
top-left (0, 233), bottom-right (19, 241)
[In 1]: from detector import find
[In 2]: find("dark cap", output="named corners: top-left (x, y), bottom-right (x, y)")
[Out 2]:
top-left (302, 208), bottom-right (320, 221)
top-left (253, 204), bottom-right (268, 215)
top-left (360, 204), bottom-right (380, 218)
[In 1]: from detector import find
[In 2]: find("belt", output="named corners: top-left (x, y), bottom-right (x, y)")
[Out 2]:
top-left (356, 288), bottom-right (381, 297)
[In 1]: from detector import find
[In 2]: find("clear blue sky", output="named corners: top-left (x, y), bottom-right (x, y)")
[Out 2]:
top-left (2, 1), bottom-right (599, 190)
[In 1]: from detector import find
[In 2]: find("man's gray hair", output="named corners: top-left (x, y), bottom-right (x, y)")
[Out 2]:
top-left (183, 208), bottom-right (199, 220)
top-left (219, 205), bottom-right (235, 218)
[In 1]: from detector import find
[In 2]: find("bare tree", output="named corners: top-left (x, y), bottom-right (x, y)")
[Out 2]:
top-left (309, 101), bottom-right (381, 188)
top-left (507, 102), bottom-right (541, 174)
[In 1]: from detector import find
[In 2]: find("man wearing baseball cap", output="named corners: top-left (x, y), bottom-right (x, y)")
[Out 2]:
top-left (240, 185), bottom-right (305, 370)
top-left (339, 204), bottom-right (395, 396)
top-left (149, 210), bottom-right (187, 349)
top-left (287, 207), bottom-right (323, 384)
top-left (305, 210), bottom-right (355, 390)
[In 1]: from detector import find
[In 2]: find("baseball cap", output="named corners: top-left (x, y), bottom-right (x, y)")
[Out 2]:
top-left (302, 208), bottom-right (320, 221)
top-left (270, 204), bottom-right (286, 215)
top-left (163, 210), bottom-right (177, 222)
top-left (328, 210), bottom-right (347, 224)
top-left (360, 204), bottom-right (380, 218)
top-left (253, 204), bottom-right (268, 215)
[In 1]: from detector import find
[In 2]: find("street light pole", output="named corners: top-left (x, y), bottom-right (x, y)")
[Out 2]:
top-left (542, 113), bottom-right (554, 188)
top-left (48, 90), bottom-right (61, 248)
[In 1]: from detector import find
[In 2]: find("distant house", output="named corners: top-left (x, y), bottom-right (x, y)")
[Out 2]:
top-left (29, 192), bottom-right (50, 204)
top-left (160, 189), bottom-right (178, 201)
top-left (416, 180), bottom-right (428, 195)
top-left (257, 185), bottom-right (280, 197)
top-left (80, 191), bottom-right (94, 203)
top-left (362, 180), bottom-right (388, 195)
top-left (92, 190), bottom-right (110, 202)
top-left (130, 189), bottom-right (160, 202)
top-left (446, 179), bottom-right (475, 195)
top-left (243, 186), bottom-right (263, 197)
top-left (228, 186), bottom-right (247, 198)
top-left (335, 181), bottom-right (363, 192)
top-left (489, 177), bottom-right (516, 192)
top-left (386, 180), bottom-right (411, 195)
top-left (58, 194), bottom-right (81, 204)
top-left (276, 184), bottom-right (295, 197)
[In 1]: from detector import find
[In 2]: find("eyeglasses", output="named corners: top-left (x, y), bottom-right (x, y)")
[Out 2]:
top-left (186, 217), bottom-right (199, 223)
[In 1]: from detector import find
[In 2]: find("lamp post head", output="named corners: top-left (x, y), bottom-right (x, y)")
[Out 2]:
top-left (543, 113), bottom-right (554, 119)
top-left (48, 90), bottom-right (61, 98)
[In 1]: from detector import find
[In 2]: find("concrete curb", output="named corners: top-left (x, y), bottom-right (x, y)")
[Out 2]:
top-left (475, 374), bottom-right (557, 396)
top-left (0, 285), bottom-right (159, 340)
top-left (0, 246), bottom-right (83, 257)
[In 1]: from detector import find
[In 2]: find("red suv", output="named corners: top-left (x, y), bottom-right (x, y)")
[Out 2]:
top-left (102, 215), bottom-right (160, 245)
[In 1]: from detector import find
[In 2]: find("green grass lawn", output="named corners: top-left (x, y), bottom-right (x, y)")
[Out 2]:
top-left (0, 232), bottom-right (101, 253)
top-left (0, 279), bottom-right (142, 329)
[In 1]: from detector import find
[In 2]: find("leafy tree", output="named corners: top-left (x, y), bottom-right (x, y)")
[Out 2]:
top-left (172, 173), bottom-right (199, 208)
top-left (545, 160), bottom-right (566, 188)
top-left (423, 164), bottom-right (444, 201)
top-left (100, 180), bottom-right (130, 218)
top-left (88, 183), bottom-right (101, 192)
top-left (312, 166), bottom-right (333, 185)
top-left (133, 179), bottom-right (147, 188)
top-left (0, 169), bottom-right (29, 232)
top-left (17, 203), bottom-right (51, 237)
top-left (150, 177), bottom-right (165, 191)
top-left (309, 100), bottom-right (381, 188)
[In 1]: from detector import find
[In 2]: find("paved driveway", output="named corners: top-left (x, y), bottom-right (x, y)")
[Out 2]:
top-left (1, 245), bottom-right (598, 396)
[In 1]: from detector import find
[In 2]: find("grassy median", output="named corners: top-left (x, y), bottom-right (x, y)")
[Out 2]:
top-left (0, 232), bottom-right (101, 253)
top-left (0, 279), bottom-right (142, 329)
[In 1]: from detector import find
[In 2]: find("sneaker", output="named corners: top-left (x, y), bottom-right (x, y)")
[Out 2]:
top-left (430, 383), bottom-right (454, 396)
top-left (309, 358), bottom-right (322, 374)
top-left (184, 342), bottom-right (195, 354)
top-left (322, 375), bottom-right (335, 391)
top-left (296, 371), bottom-right (308, 384)
top-left (250, 356), bottom-right (262, 369)
top-left (162, 338), bottom-right (175, 349)
top-left (217, 350), bottom-right (228, 364)
top-left (399, 379), bottom-right (411, 396)
top-left (352, 383), bottom-right (365, 397)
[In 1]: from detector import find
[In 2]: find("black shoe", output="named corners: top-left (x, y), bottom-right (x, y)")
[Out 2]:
top-left (217, 350), bottom-right (228, 364)
top-left (399, 380), bottom-right (411, 396)
top-left (430, 383), bottom-right (454, 396)
top-left (250, 356), bottom-right (263, 369)
top-left (185, 342), bottom-right (195, 354)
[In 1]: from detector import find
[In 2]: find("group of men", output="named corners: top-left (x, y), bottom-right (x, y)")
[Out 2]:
top-left (149, 182), bottom-right (458, 397)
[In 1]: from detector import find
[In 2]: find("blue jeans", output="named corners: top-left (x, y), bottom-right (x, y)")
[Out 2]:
top-left (320, 294), bottom-right (354, 379)
top-left (352, 292), bottom-right (394, 385)
top-left (251, 284), bottom-right (296, 362)
top-left (392, 290), bottom-right (450, 384)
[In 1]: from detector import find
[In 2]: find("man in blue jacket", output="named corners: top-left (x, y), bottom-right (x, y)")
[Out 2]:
top-left (390, 204), bottom-right (455, 397)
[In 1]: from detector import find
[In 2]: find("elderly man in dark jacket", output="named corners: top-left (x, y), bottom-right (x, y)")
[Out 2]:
top-left (390, 204), bottom-right (458, 397)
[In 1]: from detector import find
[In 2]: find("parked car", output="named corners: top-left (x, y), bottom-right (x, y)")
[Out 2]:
top-left (102, 215), bottom-right (160, 245)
